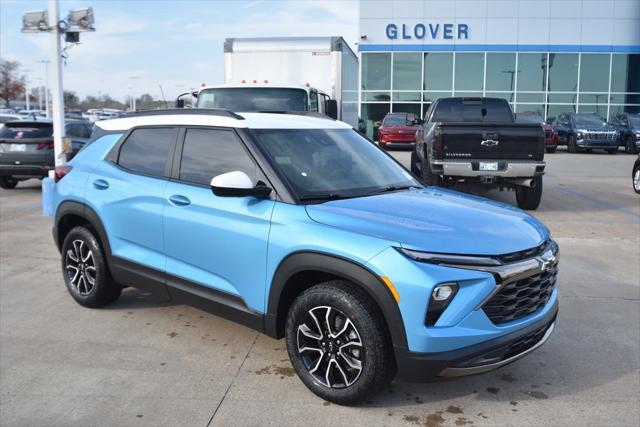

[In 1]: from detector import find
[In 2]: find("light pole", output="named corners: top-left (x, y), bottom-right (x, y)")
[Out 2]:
top-left (24, 68), bottom-right (31, 111)
top-left (38, 59), bottom-right (51, 117)
top-left (129, 76), bottom-right (141, 111)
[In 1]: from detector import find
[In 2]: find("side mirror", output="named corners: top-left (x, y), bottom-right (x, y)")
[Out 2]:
top-left (210, 171), bottom-right (272, 198)
top-left (324, 99), bottom-right (338, 119)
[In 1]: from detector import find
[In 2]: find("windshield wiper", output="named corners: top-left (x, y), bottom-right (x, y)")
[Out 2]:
top-left (366, 185), bottom-right (422, 196)
top-left (299, 193), bottom-right (351, 202)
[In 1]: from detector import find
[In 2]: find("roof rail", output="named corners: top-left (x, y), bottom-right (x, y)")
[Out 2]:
top-left (118, 108), bottom-right (245, 120)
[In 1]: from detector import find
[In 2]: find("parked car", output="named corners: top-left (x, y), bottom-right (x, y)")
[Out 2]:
top-left (377, 112), bottom-right (418, 149)
top-left (553, 112), bottom-right (620, 154)
top-left (633, 154), bottom-right (640, 194)
top-left (610, 113), bottom-right (640, 154)
top-left (0, 119), bottom-right (93, 189)
top-left (411, 97), bottom-right (546, 210)
top-left (0, 114), bottom-right (23, 124)
top-left (17, 109), bottom-right (46, 120)
top-left (516, 112), bottom-right (558, 153)
top-left (51, 109), bottom-right (558, 404)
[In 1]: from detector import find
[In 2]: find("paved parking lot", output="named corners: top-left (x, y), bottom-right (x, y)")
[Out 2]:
top-left (1, 149), bottom-right (639, 426)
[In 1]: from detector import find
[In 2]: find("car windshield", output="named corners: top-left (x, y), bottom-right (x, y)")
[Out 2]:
top-left (252, 128), bottom-right (421, 200)
top-left (516, 113), bottom-right (544, 124)
top-left (628, 115), bottom-right (640, 127)
top-left (197, 88), bottom-right (308, 112)
top-left (382, 115), bottom-right (408, 126)
top-left (0, 122), bottom-right (52, 139)
top-left (574, 115), bottom-right (607, 127)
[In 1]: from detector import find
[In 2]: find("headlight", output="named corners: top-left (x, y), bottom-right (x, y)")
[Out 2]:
top-left (576, 132), bottom-right (583, 139)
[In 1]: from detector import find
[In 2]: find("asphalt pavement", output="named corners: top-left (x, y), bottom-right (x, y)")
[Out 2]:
top-left (1, 148), bottom-right (638, 426)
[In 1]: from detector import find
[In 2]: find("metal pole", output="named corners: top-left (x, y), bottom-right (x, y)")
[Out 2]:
top-left (39, 60), bottom-right (51, 117)
top-left (24, 69), bottom-right (30, 110)
top-left (37, 79), bottom-right (43, 110)
top-left (48, 0), bottom-right (65, 172)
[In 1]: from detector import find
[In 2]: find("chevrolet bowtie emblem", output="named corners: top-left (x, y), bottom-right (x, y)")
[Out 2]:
top-left (481, 139), bottom-right (499, 147)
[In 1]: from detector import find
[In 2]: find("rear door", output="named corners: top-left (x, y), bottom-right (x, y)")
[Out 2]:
top-left (0, 121), bottom-right (53, 167)
top-left (85, 126), bottom-right (178, 295)
top-left (163, 127), bottom-right (275, 313)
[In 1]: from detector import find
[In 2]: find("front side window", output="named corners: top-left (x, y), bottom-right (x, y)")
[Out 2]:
top-left (252, 128), bottom-right (419, 200)
top-left (179, 128), bottom-right (256, 186)
top-left (118, 127), bottom-right (177, 177)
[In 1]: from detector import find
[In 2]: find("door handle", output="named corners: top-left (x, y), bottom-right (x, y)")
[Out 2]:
top-left (93, 179), bottom-right (109, 190)
top-left (168, 194), bottom-right (191, 207)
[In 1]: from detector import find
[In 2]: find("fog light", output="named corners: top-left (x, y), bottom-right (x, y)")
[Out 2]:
top-left (432, 283), bottom-right (456, 301)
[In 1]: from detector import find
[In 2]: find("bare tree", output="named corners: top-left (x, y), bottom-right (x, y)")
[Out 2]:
top-left (0, 59), bottom-right (25, 108)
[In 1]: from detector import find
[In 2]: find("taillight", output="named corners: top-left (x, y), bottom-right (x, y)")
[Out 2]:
top-left (36, 140), bottom-right (54, 150)
top-left (433, 127), bottom-right (444, 153)
top-left (54, 164), bottom-right (72, 182)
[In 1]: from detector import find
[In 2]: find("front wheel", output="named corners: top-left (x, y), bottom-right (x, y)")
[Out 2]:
top-left (567, 135), bottom-right (578, 153)
top-left (633, 165), bottom-right (640, 194)
top-left (285, 281), bottom-right (394, 405)
top-left (625, 137), bottom-right (638, 154)
top-left (515, 176), bottom-right (543, 210)
top-left (61, 226), bottom-right (121, 308)
top-left (0, 176), bottom-right (18, 189)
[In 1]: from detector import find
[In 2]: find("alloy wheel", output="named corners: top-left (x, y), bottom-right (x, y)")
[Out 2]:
top-left (65, 239), bottom-right (96, 296)
top-left (634, 169), bottom-right (640, 192)
top-left (296, 306), bottom-right (364, 389)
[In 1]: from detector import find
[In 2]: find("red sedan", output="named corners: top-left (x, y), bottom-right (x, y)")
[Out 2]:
top-left (377, 113), bottom-right (418, 149)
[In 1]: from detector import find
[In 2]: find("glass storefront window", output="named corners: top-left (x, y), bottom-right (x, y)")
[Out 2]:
top-left (611, 54), bottom-right (640, 93)
top-left (424, 52), bottom-right (453, 91)
top-left (578, 104), bottom-right (607, 117)
top-left (547, 104), bottom-right (576, 122)
top-left (515, 104), bottom-right (544, 116)
top-left (392, 103), bottom-right (421, 117)
top-left (580, 54), bottom-right (610, 93)
top-left (609, 94), bottom-right (640, 104)
top-left (579, 93), bottom-right (609, 104)
top-left (485, 92), bottom-right (514, 102)
top-left (517, 93), bottom-right (545, 103)
top-left (392, 92), bottom-right (421, 101)
top-left (455, 53), bottom-right (484, 91)
top-left (486, 53), bottom-right (517, 91)
top-left (362, 53), bottom-right (391, 90)
top-left (453, 91), bottom-right (483, 98)
top-left (517, 53), bottom-right (547, 92)
top-left (393, 53), bottom-right (421, 91)
top-left (362, 92), bottom-right (391, 102)
top-left (423, 91), bottom-right (452, 102)
top-left (548, 53), bottom-right (579, 92)
top-left (609, 105), bottom-right (640, 116)
top-left (547, 93), bottom-right (577, 103)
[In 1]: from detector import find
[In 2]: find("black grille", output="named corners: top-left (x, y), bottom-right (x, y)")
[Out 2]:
top-left (544, 129), bottom-right (552, 138)
top-left (504, 323), bottom-right (550, 359)
top-left (483, 264), bottom-right (557, 325)
top-left (586, 132), bottom-right (616, 140)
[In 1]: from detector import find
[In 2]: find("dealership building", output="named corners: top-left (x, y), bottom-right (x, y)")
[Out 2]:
top-left (357, 0), bottom-right (640, 138)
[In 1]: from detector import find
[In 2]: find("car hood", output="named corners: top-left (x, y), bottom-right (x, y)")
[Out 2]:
top-left (577, 124), bottom-right (617, 132)
top-left (305, 188), bottom-right (549, 256)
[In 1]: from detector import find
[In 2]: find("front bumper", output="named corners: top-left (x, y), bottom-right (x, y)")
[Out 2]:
top-left (576, 138), bottom-right (619, 148)
top-left (431, 160), bottom-right (545, 178)
top-left (394, 300), bottom-right (558, 381)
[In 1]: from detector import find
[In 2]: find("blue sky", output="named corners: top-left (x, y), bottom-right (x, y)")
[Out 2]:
top-left (1, 0), bottom-right (358, 102)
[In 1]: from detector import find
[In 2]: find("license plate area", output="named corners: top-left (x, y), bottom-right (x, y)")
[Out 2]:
top-left (10, 144), bottom-right (26, 152)
top-left (479, 161), bottom-right (498, 171)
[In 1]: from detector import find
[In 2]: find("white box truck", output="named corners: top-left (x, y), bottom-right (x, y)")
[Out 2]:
top-left (180, 37), bottom-right (359, 128)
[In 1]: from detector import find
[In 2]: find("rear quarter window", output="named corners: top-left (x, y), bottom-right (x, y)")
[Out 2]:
top-left (117, 127), bottom-right (177, 177)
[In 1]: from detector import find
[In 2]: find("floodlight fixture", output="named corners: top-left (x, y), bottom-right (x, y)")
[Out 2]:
top-left (66, 7), bottom-right (95, 32)
top-left (22, 10), bottom-right (49, 33)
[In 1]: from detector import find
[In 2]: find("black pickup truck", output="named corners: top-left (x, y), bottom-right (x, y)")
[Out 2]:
top-left (411, 97), bottom-right (545, 210)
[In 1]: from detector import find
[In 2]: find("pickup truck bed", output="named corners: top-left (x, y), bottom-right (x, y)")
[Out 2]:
top-left (412, 98), bottom-right (546, 210)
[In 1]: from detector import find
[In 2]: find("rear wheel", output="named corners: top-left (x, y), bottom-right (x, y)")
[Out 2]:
top-left (0, 176), bottom-right (18, 189)
top-left (567, 135), bottom-right (578, 153)
top-left (285, 281), bottom-right (394, 405)
top-left (421, 155), bottom-right (441, 186)
top-left (545, 146), bottom-right (557, 154)
top-left (61, 226), bottom-right (121, 308)
top-left (515, 176), bottom-right (543, 210)
top-left (625, 136), bottom-right (638, 154)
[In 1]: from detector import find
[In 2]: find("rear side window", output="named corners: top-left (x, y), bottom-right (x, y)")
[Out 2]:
top-left (431, 98), bottom-right (514, 123)
top-left (118, 127), bottom-right (177, 177)
top-left (0, 123), bottom-right (53, 139)
top-left (179, 128), bottom-right (256, 186)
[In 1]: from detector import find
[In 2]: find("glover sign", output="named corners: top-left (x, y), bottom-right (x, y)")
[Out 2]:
top-left (386, 23), bottom-right (469, 40)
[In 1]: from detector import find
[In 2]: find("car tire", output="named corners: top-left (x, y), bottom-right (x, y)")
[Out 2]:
top-left (285, 280), bottom-right (394, 405)
top-left (61, 226), bottom-right (121, 308)
top-left (0, 176), bottom-right (18, 189)
top-left (515, 176), bottom-right (543, 210)
top-left (607, 148), bottom-right (618, 154)
top-left (625, 137), bottom-right (638, 154)
top-left (567, 135), bottom-right (578, 153)
top-left (545, 146), bottom-right (557, 154)
top-left (633, 165), bottom-right (640, 194)
top-left (421, 155), bottom-right (442, 186)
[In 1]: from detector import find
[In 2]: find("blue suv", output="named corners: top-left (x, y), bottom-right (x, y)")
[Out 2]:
top-left (51, 109), bottom-right (558, 404)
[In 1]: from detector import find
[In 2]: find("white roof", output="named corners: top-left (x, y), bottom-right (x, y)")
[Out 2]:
top-left (95, 112), bottom-right (351, 131)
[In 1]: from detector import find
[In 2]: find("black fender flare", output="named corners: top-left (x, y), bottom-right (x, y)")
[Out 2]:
top-left (265, 251), bottom-right (408, 350)
top-left (54, 201), bottom-right (112, 256)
